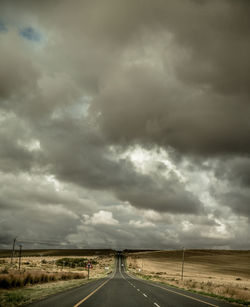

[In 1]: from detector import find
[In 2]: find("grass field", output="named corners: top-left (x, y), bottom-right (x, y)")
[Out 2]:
top-left (0, 278), bottom-right (91, 307)
top-left (0, 249), bottom-right (115, 306)
top-left (126, 250), bottom-right (250, 305)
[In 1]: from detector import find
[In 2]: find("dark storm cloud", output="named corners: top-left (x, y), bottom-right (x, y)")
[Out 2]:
top-left (0, 0), bottom-right (249, 249)
top-left (214, 157), bottom-right (250, 187)
top-left (87, 0), bottom-right (250, 157)
top-left (220, 191), bottom-right (250, 217)
top-left (0, 112), bottom-right (36, 172)
top-left (0, 21), bottom-right (7, 32)
top-left (1, 0), bottom-right (250, 158)
top-left (35, 118), bottom-right (201, 214)
top-left (0, 134), bottom-right (34, 172)
top-left (92, 67), bottom-right (250, 156)
top-left (210, 157), bottom-right (250, 217)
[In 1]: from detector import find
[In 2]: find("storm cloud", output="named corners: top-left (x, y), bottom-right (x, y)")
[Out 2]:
top-left (0, 0), bottom-right (249, 249)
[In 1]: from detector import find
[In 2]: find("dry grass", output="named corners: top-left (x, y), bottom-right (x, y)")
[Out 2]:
top-left (0, 271), bottom-right (86, 289)
top-left (126, 250), bottom-right (250, 304)
top-left (0, 253), bottom-right (114, 306)
top-left (0, 278), bottom-right (91, 307)
top-left (0, 254), bottom-right (114, 289)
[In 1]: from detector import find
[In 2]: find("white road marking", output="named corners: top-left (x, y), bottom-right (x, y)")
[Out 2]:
top-left (137, 288), bottom-right (140, 291)
top-left (154, 303), bottom-right (160, 307)
top-left (143, 293), bottom-right (147, 297)
top-left (127, 271), bottom-right (219, 307)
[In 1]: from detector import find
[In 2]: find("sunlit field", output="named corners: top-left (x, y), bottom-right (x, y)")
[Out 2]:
top-left (126, 250), bottom-right (250, 303)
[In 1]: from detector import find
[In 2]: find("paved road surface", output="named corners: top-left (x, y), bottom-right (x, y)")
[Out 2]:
top-left (27, 255), bottom-right (235, 307)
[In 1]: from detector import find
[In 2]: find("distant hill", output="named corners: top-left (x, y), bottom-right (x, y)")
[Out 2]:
top-left (0, 249), bottom-right (116, 257)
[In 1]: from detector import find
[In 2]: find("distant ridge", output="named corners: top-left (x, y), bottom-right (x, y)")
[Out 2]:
top-left (0, 249), bottom-right (116, 257)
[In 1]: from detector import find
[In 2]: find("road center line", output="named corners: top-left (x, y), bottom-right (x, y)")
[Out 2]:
top-left (73, 278), bottom-right (110, 307)
top-left (154, 303), bottom-right (160, 307)
top-left (73, 258), bottom-right (118, 307)
top-left (143, 293), bottom-right (147, 297)
top-left (127, 272), bottom-right (219, 307)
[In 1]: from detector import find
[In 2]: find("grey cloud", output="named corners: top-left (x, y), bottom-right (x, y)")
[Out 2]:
top-left (35, 118), bottom-right (201, 214)
top-left (0, 0), bottom-right (249, 249)
top-left (1, 0), bottom-right (250, 157)
top-left (215, 157), bottom-right (250, 187)
top-left (210, 157), bottom-right (250, 217)
top-left (0, 31), bottom-right (40, 100)
top-left (93, 63), bottom-right (250, 157)
top-left (0, 112), bottom-right (36, 173)
top-left (220, 191), bottom-right (250, 217)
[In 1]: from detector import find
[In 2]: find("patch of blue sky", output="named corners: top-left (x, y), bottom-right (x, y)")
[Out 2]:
top-left (0, 21), bottom-right (7, 32)
top-left (19, 26), bottom-right (42, 42)
top-left (51, 96), bottom-right (92, 120)
top-left (70, 96), bottom-right (91, 119)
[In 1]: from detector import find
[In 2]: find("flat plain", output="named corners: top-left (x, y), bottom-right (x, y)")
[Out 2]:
top-left (126, 250), bottom-right (250, 304)
top-left (0, 249), bottom-right (114, 306)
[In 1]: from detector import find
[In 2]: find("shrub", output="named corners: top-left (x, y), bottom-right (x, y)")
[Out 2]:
top-left (0, 276), bottom-right (10, 288)
top-left (55, 257), bottom-right (92, 268)
top-left (1, 267), bottom-right (9, 274)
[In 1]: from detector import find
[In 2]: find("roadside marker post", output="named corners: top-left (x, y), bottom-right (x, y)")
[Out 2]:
top-left (86, 262), bottom-right (93, 280)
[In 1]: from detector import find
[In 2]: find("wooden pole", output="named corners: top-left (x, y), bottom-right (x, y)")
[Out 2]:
top-left (18, 245), bottom-right (22, 270)
top-left (181, 247), bottom-right (185, 280)
top-left (11, 237), bottom-right (17, 265)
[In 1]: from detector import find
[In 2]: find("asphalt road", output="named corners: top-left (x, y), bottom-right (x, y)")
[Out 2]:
top-left (27, 255), bottom-right (236, 307)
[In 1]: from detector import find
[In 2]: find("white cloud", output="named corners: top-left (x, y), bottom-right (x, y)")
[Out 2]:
top-left (143, 210), bottom-right (162, 221)
top-left (88, 210), bottom-right (119, 226)
top-left (129, 220), bottom-right (155, 228)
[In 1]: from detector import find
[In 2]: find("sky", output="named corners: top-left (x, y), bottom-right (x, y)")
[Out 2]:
top-left (0, 0), bottom-right (249, 250)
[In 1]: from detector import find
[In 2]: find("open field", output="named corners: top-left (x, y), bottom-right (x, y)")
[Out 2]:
top-left (0, 254), bottom-right (114, 280)
top-left (126, 250), bottom-right (250, 304)
top-left (0, 249), bottom-right (114, 306)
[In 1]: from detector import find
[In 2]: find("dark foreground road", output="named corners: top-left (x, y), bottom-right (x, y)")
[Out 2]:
top-left (27, 256), bottom-right (235, 307)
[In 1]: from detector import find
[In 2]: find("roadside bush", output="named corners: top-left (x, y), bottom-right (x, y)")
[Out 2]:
top-left (0, 276), bottom-right (10, 288)
top-left (1, 267), bottom-right (9, 274)
top-left (56, 257), bottom-right (91, 268)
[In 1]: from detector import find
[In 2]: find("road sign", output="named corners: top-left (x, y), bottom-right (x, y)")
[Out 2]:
top-left (86, 262), bottom-right (93, 280)
top-left (86, 262), bottom-right (93, 269)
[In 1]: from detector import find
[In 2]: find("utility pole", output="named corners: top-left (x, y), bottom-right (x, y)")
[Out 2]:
top-left (181, 247), bottom-right (185, 281)
top-left (88, 266), bottom-right (90, 280)
top-left (11, 237), bottom-right (17, 265)
top-left (18, 245), bottom-right (22, 271)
